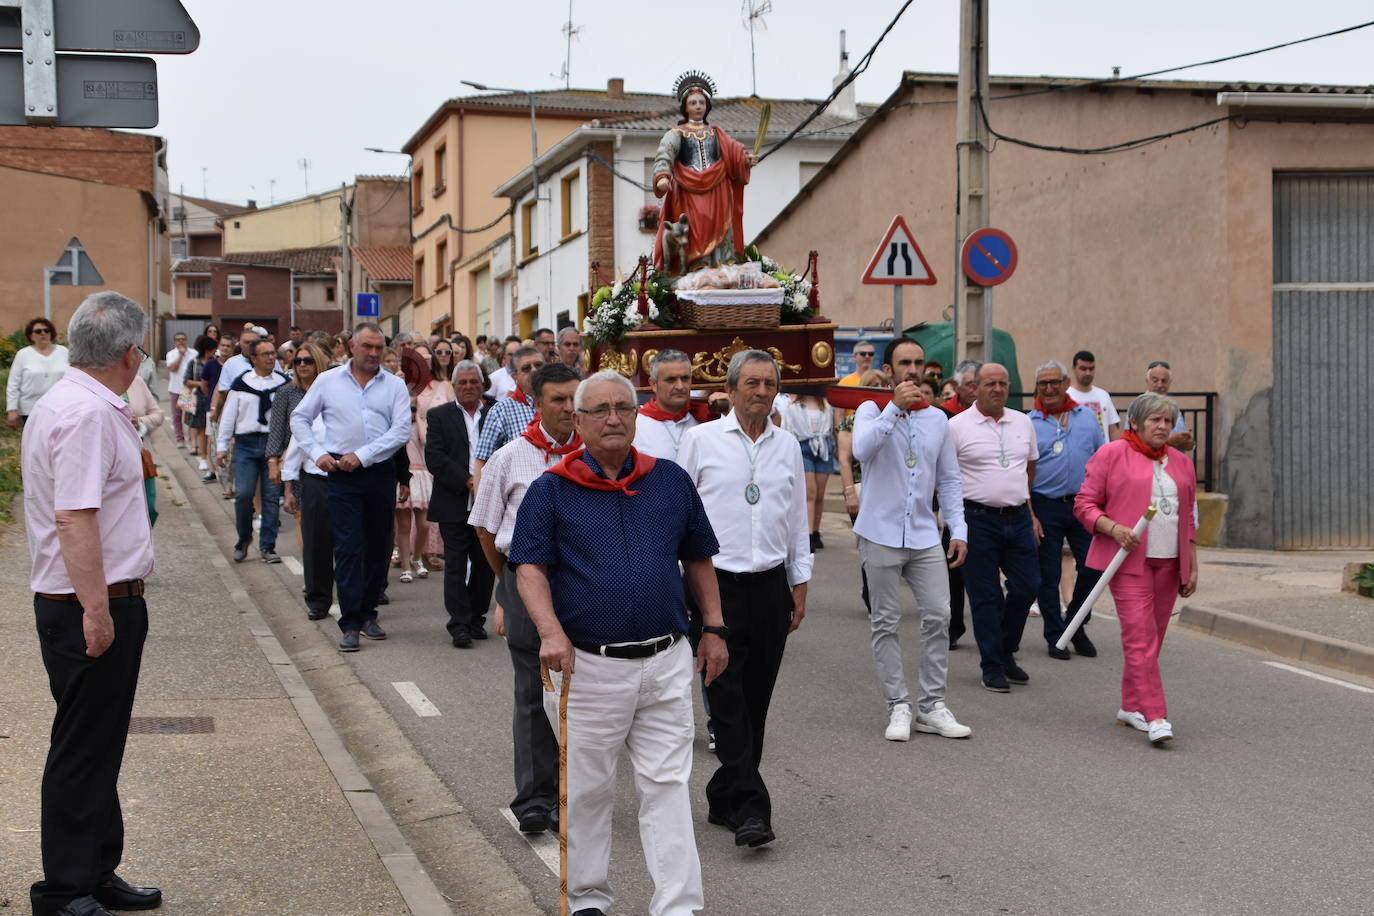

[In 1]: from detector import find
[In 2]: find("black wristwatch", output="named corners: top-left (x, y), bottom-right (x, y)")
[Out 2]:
top-left (702, 625), bottom-right (729, 639)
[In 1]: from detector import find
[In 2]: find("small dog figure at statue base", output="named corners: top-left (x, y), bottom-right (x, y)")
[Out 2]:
top-left (661, 213), bottom-right (689, 275)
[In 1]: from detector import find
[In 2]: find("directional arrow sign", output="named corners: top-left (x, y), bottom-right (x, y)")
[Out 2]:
top-left (357, 293), bottom-right (380, 318)
top-left (0, 0), bottom-right (199, 53)
top-left (860, 215), bottom-right (937, 286)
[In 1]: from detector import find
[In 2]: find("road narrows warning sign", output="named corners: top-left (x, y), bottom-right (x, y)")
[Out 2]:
top-left (860, 216), bottom-right (937, 286)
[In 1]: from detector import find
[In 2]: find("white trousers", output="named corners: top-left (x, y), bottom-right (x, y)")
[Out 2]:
top-left (544, 637), bottom-right (703, 916)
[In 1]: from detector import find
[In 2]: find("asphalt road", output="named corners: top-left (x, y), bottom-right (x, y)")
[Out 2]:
top-left (250, 506), bottom-right (1374, 916)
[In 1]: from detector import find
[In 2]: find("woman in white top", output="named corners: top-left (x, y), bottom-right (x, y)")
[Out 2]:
top-left (782, 391), bottom-right (836, 551)
top-left (6, 317), bottom-right (69, 427)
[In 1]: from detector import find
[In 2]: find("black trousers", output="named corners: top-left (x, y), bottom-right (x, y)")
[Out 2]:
top-left (704, 565), bottom-right (792, 827)
top-left (496, 574), bottom-right (559, 819)
top-left (438, 520), bottom-right (495, 639)
top-left (298, 473), bottom-right (335, 612)
top-left (31, 595), bottom-right (148, 915)
top-left (944, 525), bottom-right (968, 641)
top-left (326, 461), bottom-right (394, 633)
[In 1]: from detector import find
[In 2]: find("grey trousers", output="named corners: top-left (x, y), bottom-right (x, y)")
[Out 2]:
top-left (495, 574), bottom-right (559, 819)
top-left (859, 537), bottom-right (951, 713)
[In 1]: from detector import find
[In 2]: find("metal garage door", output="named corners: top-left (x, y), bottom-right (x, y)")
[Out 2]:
top-left (1272, 173), bottom-right (1374, 547)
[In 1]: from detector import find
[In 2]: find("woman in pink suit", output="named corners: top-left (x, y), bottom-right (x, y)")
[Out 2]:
top-left (1075, 393), bottom-right (1198, 745)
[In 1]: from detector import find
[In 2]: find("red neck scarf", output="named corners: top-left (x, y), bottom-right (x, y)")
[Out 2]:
top-left (546, 448), bottom-right (656, 496)
top-left (521, 418), bottom-right (582, 461)
top-left (510, 386), bottom-right (531, 406)
top-left (941, 395), bottom-right (966, 415)
top-left (1034, 393), bottom-right (1079, 416)
top-left (639, 398), bottom-right (714, 423)
top-left (1121, 429), bottom-right (1168, 461)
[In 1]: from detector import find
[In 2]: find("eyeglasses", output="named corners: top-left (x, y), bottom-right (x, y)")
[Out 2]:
top-left (31, 327), bottom-right (53, 335)
top-left (518, 363), bottom-right (544, 374)
top-left (136, 345), bottom-right (149, 361)
top-left (435, 349), bottom-right (453, 355)
top-left (577, 405), bottom-right (636, 421)
top-left (1035, 378), bottom-right (1067, 387)
top-left (293, 356), bottom-right (315, 366)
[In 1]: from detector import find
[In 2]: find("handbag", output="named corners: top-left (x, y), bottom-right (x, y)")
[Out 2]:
top-left (177, 388), bottom-right (198, 412)
top-left (140, 449), bottom-right (157, 480)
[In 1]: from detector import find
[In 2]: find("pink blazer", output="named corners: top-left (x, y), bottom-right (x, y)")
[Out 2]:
top-left (1074, 439), bottom-right (1196, 585)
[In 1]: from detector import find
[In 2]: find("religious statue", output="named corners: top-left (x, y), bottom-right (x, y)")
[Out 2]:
top-left (652, 71), bottom-right (760, 275)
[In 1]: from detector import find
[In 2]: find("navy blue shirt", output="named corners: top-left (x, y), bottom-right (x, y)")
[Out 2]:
top-left (509, 451), bottom-right (719, 644)
top-left (1029, 404), bottom-right (1105, 498)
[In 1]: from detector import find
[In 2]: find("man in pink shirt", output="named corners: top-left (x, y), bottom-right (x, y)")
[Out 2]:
top-left (22, 291), bottom-right (162, 916)
top-left (947, 363), bottom-right (1043, 694)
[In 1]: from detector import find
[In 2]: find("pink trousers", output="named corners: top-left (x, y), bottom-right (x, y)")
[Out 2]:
top-left (1109, 557), bottom-right (1178, 721)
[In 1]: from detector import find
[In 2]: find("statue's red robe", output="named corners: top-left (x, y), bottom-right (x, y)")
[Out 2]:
top-left (653, 126), bottom-right (752, 273)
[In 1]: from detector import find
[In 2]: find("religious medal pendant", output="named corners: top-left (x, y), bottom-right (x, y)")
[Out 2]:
top-left (998, 453), bottom-right (1010, 468)
top-left (905, 452), bottom-right (918, 468)
top-left (745, 482), bottom-right (761, 505)
top-left (1052, 440), bottom-right (1065, 455)
top-left (1159, 497), bottom-right (1174, 516)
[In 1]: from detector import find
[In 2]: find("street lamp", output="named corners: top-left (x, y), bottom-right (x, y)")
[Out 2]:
top-left (460, 80), bottom-right (540, 190)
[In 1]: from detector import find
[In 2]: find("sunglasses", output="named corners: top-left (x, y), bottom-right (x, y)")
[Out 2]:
top-left (293, 356), bottom-right (315, 366)
top-left (435, 349), bottom-right (453, 355)
top-left (854, 351), bottom-right (874, 358)
top-left (32, 327), bottom-right (53, 335)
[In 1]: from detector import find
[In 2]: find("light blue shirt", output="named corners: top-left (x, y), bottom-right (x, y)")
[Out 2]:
top-left (1029, 404), bottom-right (1105, 498)
top-left (289, 362), bottom-right (410, 468)
top-left (215, 353), bottom-right (252, 392)
top-left (852, 400), bottom-right (966, 549)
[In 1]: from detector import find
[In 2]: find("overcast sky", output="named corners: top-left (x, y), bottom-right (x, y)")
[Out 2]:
top-left (148, 0), bottom-right (1374, 206)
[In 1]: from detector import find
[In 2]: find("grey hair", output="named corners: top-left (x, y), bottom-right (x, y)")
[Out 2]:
top-left (1035, 359), bottom-right (1069, 379)
top-left (1127, 392), bottom-right (1179, 429)
top-left (649, 348), bottom-right (691, 381)
top-left (574, 370), bottom-right (637, 410)
top-left (353, 321), bottom-right (384, 337)
top-left (556, 326), bottom-right (581, 345)
top-left (392, 331), bottom-right (416, 345)
top-left (453, 358), bottom-right (487, 389)
top-left (66, 291), bottom-right (146, 369)
top-left (726, 349), bottom-right (780, 390)
top-left (952, 359), bottom-right (982, 384)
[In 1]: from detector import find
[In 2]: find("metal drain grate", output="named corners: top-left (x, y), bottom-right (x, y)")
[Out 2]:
top-left (128, 716), bottom-right (215, 735)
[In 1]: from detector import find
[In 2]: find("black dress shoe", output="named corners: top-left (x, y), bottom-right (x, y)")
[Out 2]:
top-left (1047, 644), bottom-right (1072, 660)
top-left (1005, 662), bottom-right (1030, 685)
top-left (572, 909), bottom-right (606, 915)
top-left (307, 606), bottom-right (330, 620)
top-left (470, 625), bottom-right (488, 640)
top-left (452, 630), bottom-right (473, 648)
top-left (1072, 631), bottom-right (1098, 657)
top-left (52, 896), bottom-right (114, 916)
top-left (982, 672), bottom-right (1011, 693)
top-left (94, 874), bottom-right (163, 910)
top-left (377, 591), bottom-right (390, 606)
top-left (518, 810), bottom-right (550, 833)
top-left (734, 816), bottom-right (775, 847)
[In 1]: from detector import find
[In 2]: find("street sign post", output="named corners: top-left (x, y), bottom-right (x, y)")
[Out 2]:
top-left (0, 0), bottom-right (197, 126)
top-left (960, 227), bottom-right (1018, 287)
top-left (356, 293), bottom-right (380, 318)
top-left (861, 215), bottom-right (937, 337)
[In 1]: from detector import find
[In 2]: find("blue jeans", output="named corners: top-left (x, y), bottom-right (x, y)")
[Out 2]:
top-left (961, 502), bottom-right (1042, 677)
top-left (232, 433), bottom-right (279, 552)
top-left (1031, 494), bottom-right (1102, 645)
top-left (327, 461), bottom-right (395, 633)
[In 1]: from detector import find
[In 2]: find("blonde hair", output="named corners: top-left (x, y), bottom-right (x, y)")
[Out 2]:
top-left (291, 341), bottom-right (329, 389)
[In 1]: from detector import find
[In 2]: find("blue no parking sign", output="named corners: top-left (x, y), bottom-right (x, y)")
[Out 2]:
top-left (961, 228), bottom-right (1018, 287)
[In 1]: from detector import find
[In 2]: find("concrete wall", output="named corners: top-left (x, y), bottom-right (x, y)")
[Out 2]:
top-left (352, 177), bottom-right (410, 248)
top-left (224, 189), bottom-right (343, 253)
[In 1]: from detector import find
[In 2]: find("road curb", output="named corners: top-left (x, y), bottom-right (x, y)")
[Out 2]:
top-left (1178, 603), bottom-right (1374, 679)
top-left (153, 436), bottom-right (501, 915)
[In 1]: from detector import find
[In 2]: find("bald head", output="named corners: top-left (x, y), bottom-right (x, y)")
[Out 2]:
top-left (974, 362), bottom-right (1010, 416)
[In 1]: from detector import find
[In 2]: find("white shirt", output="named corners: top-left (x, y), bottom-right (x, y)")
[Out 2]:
top-left (488, 365), bottom-right (516, 399)
top-left (459, 401), bottom-right (482, 508)
top-left (852, 401), bottom-right (967, 549)
top-left (216, 353), bottom-right (252, 392)
top-left (634, 414), bottom-right (700, 463)
top-left (164, 346), bottom-right (193, 394)
top-left (469, 433), bottom-right (572, 553)
top-left (282, 415), bottom-right (328, 480)
top-left (1070, 384), bottom-right (1120, 439)
top-left (216, 369), bottom-right (288, 452)
top-left (1147, 455), bottom-right (1181, 558)
top-left (6, 345), bottom-right (69, 415)
top-left (289, 361), bottom-right (411, 468)
top-left (678, 410), bottom-right (813, 586)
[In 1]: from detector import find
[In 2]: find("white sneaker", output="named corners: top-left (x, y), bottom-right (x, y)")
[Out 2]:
top-left (884, 702), bottom-right (912, 742)
top-left (1116, 709), bottom-right (1148, 732)
top-left (197, 458), bottom-right (209, 471)
top-left (913, 702), bottom-right (972, 738)
top-left (1148, 719), bottom-right (1174, 744)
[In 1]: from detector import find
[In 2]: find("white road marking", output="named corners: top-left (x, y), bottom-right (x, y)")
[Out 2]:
top-left (392, 681), bottom-right (442, 717)
top-left (1263, 661), bottom-right (1374, 695)
top-left (500, 807), bottom-right (560, 876)
top-left (282, 555), bottom-right (304, 575)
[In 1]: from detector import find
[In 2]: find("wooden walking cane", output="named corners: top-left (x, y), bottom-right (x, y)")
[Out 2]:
top-left (1056, 505), bottom-right (1157, 650)
top-left (541, 663), bottom-right (572, 916)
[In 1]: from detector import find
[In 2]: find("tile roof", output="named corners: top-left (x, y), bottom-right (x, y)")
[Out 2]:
top-left (175, 193), bottom-right (256, 217)
top-left (455, 88), bottom-right (676, 116)
top-left (172, 246), bottom-right (341, 276)
top-left (596, 97), bottom-right (877, 140)
top-left (352, 246), bottom-right (413, 282)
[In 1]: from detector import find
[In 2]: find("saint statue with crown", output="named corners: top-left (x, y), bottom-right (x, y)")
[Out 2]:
top-left (652, 71), bottom-right (760, 274)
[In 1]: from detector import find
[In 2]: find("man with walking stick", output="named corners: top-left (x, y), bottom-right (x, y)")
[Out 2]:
top-left (512, 370), bottom-right (728, 916)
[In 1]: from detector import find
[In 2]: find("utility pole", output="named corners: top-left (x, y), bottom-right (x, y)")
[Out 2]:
top-left (954, 0), bottom-right (990, 362)
top-left (339, 182), bottom-right (352, 331)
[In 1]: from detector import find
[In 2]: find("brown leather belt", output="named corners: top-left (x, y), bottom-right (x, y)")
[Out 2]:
top-left (36, 579), bottom-right (146, 602)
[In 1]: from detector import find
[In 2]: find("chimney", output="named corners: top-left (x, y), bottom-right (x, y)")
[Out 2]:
top-left (607, 77), bottom-right (625, 99)
top-left (246, 199), bottom-right (257, 209)
top-left (824, 31), bottom-right (859, 121)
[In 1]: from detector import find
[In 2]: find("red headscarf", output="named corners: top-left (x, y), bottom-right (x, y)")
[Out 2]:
top-left (1034, 393), bottom-right (1079, 416)
top-left (510, 386), bottom-right (531, 406)
top-left (1121, 429), bottom-right (1168, 461)
top-left (639, 397), bottom-right (714, 423)
top-left (521, 418), bottom-right (582, 461)
top-left (940, 395), bottom-right (966, 415)
top-left (545, 448), bottom-right (656, 496)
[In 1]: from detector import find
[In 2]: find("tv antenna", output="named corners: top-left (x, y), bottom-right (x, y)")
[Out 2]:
top-left (555, 0), bottom-right (583, 89)
top-left (741, 0), bottom-right (772, 96)
top-left (299, 158), bottom-right (311, 194)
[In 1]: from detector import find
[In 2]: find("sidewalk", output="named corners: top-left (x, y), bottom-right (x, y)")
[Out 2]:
top-left (0, 428), bottom-right (535, 914)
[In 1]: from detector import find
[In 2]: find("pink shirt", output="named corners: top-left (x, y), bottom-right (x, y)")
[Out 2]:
top-left (947, 402), bottom-right (1037, 507)
top-left (23, 368), bottom-right (155, 592)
